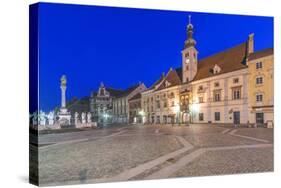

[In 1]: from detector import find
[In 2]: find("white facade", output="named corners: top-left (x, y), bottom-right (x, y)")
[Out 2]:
top-left (185, 69), bottom-right (249, 124)
top-left (112, 83), bottom-right (147, 123)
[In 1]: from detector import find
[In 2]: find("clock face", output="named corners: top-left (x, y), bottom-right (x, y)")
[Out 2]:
top-left (185, 59), bottom-right (190, 64)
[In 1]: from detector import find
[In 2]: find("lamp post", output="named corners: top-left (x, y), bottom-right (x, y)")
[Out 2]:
top-left (173, 104), bottom-right (180, 126)
top-left (103, 113), bottom-right (109, 126)
top-left (139, 110), bottom-right (145, 125)
top-left (190, 103), bottom-right (200, 124)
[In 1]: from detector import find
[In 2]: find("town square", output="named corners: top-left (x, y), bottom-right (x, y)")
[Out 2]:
top-left (30, 124), bottom-right (273, 186)
top-left (29, 3), bottom-right (274, 186)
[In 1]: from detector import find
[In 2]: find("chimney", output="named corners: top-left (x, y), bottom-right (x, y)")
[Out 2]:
top-left (162, 72), bottom-right (165, 78)
top-left (247, 33), bottom-right (254, 55)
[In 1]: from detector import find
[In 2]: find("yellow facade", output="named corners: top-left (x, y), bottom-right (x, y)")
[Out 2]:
top-left (248, 51), bottom-right (274, 126)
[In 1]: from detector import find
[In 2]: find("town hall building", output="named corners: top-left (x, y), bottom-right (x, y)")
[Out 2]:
top-left (140, 16), bottom-right (274, 126)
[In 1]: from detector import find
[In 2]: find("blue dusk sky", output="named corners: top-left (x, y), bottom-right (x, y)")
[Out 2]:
top-left (36, 3), bottom-right (273, 112)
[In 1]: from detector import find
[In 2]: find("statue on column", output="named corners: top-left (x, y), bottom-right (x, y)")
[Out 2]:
top-left (58, 75), bottom-right (71, 127)
top-left (60, 75), bottom-right (67, 108)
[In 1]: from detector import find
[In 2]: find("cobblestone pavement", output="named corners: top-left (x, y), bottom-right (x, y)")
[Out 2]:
top-left (35, 124), bottom-right (274, 186)
top-left (170, 147), bottom-right (273, 178)
top-left (38, 134), bottom-right (181, 185)
top-left (235, 128), bottom-right (273, 142)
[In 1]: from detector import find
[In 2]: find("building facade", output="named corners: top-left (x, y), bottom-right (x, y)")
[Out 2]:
top-left (247, 48), bottom-right (274, 126)
top-left (142, 69), bottom-right (182, 124)
top-left (140, 17), bottom-right (274, 126)
top-left (90, 82), bottom-right (123, 124)
top-left (128, 93), bottom-right (142, 124)
top-left (112, 82), bottom-right (146, 123)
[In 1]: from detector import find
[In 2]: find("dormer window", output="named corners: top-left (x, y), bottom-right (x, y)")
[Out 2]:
top-left (213, 64), bottom-right (221, 74)
top-left (165, 81), bottom-right (171, 87)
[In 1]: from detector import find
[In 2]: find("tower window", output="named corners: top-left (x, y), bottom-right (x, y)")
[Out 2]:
top-left (186, 65), bottom-right (189, 71)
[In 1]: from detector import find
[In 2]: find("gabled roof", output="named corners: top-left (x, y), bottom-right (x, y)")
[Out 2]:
top-left (91, 87), bottom-right (123, 97)
top-left (128, 93), bottom-right (141, 101)
top-left (106, 87), bottom-right (124, 97)
top-left (116, 84), bottom-right (141, 98)
top-left (248, 48), bottom-right (273, 61)
top-left (66, 96), bottom-right (90, 114)
top-left (193, 42), bottom-right (248, 81)
top-left (148, 74), bottom-right (165, 90)
top-left (175, 67), bottom-right (183, 82)
top-left (155, 69), bottom-right (182, 91)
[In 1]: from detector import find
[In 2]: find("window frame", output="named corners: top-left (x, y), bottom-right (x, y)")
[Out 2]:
top-left (199, 113), bottom-right (204, 121)
top-left (232, 87), bottom-right (241, 100)
top-left (256, 61), bottom-right (263, 69)
top-left (215, 112), bottom-right (220, 121)
top-left (256, 94), bottom-right (263, 102)
top-left (256, 76), bottom-right (263, 85)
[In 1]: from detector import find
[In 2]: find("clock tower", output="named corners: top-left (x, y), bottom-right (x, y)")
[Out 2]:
top-left (182, 15), bottom-right (198, 83)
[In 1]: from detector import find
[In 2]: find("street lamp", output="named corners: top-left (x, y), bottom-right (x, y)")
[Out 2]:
top-left (173, 104), bottom-right (180, 125)
top-left (190, 103), bottom-right (200, 124)
top-left (139, 110), bottom-right (145, 124)
top-left (103, 113), bottom-right (109, 126)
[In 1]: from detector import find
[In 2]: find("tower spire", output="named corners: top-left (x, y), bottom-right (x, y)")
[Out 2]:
top-left (184, 14), bottom-right (196, 48)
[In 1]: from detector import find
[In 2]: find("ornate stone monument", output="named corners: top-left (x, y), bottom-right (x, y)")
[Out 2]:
top-left (58, 75), bottom-right (71, 127)
top-left (47, 111), bottom-right (55, 125)
top-left (87, 112), bottom-right (92, 124)
top-left (81, 112), bottom-right (86, 124)
top-left (39, 110), bottom-right (46, 126)
top-left (74, 112), bottom-right (80, 125)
